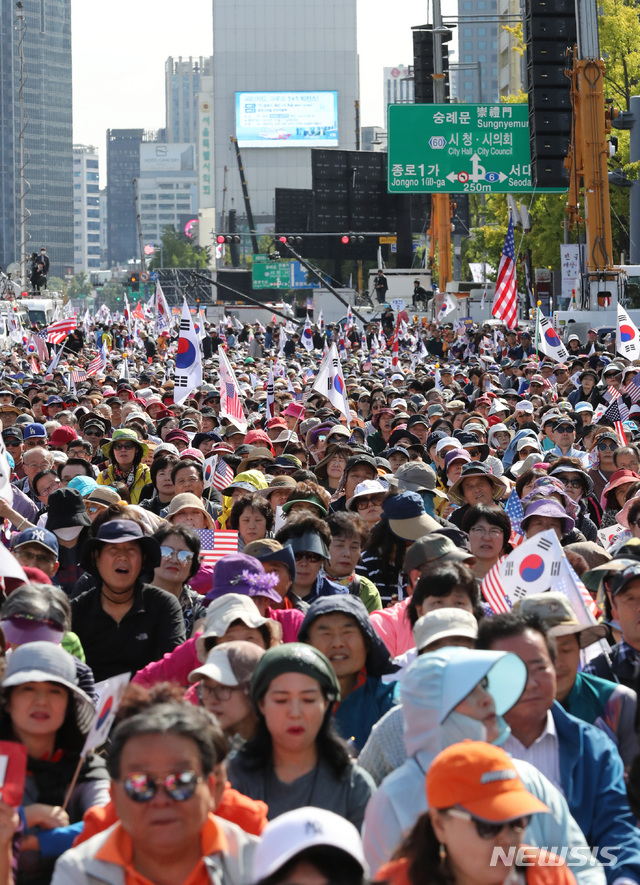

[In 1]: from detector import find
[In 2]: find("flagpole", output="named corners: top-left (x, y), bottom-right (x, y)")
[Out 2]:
top-left (281, 413), bottom-right (303, 456)
top-left (534, 301), bottom-right (541, 358)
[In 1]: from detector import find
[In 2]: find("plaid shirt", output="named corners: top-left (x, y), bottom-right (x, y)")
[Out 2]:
top-left (615, 639), bottom-right (640, 666)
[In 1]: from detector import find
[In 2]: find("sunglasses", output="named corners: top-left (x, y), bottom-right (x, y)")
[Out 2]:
top-left (467, 449), bottom-right (483, 457)
top-left (3, 439), bottom-right (21, 447)
top-left (555, 425), bottom-right (574, 433)
top-left (597, 442), bottom-right (618, 452)
top-left (160, 546), bottom-right (193, 564)
top-left (294, 551), bottom-right (323, 563)
top-left (84, 430), bottom-right (102, 437)
top-left (554, 476), bottom-right (583, 490)
top-left (200, 683), bottom-right (241, 702)
top-left (251, 460), bottom-right (273, 469)
top-left (113, 442), bottom-right (136, 451)
top-left (356, 496), bottom-right (383, 510)
top-left (446, 808), bottom-right (531, 839)
top-left (121, 770), bottom-right (203, 803)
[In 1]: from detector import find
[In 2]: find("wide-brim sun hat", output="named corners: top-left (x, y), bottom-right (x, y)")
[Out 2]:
top-left (100, 428), bottom-right (149, 461)
top-left (448, 464), bottom-right (507, 506)
top-left (165, 493), bottom-right (215, 530)
top-left (80, 518), bottom-right (161, 574)
top-left (521, 498), bottom-right (575, 536)
top-left (3, 641), bottom-right (96, 733)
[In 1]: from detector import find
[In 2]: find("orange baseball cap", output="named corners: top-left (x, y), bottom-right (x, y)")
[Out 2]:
top-left (426, 741), bottom-right (549, 822)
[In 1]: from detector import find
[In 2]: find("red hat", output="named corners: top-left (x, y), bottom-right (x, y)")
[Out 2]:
top-left (245, 429), bottom-right (274, 454)
top-left (49, 426), bottom-right (79, 447)
top-left (266, 417), bottom-right (288, 430)
top-left (281, 402), bottom-right (305, 420)
top-left (601, 469), bottom-right (640, 511)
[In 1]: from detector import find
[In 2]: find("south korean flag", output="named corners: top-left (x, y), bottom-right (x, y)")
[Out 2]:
top-left (173, 298), bottom-right (203, 404)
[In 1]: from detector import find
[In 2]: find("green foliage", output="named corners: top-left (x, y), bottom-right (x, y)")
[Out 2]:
top-left (148, 227), bottom-right (210, 270)
top-left (66, 273), bottom-right (92, 299)
top-left (46, 276), bottom-right (67, 296)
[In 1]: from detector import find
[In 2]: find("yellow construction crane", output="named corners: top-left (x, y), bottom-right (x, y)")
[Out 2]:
top-left (563, 5), bottom-right (623, 306)
top-left (428, 194), bottom-right (452, 290)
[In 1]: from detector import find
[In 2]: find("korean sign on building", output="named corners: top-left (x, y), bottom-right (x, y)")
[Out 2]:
top-left (387, 103), bottom-right (561, 194)
top-left (198, 96), bottom-right (214, 210)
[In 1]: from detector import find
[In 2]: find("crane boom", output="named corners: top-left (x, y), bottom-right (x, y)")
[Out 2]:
top-left (230, 137), bottom-right (260, 255)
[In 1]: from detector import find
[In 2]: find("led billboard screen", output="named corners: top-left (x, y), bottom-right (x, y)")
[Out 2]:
top-left (235, 91), bottom-right (338, 148)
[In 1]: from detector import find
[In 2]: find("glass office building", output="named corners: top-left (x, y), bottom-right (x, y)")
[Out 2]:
top-left (0, 0), bottom-right (73, 279)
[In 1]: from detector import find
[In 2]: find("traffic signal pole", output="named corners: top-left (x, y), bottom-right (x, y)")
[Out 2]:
top-left (431, 0), bottom-right (452, 290)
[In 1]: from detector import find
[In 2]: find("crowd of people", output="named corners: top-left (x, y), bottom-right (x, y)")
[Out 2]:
top-left (0, 304), bottom-right (640, 885)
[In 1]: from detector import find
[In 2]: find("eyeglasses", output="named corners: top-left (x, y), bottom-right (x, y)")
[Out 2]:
top-left (356, 496), bottom-right (383, 510)
top-left (251, 460), bottom-right (272, 469)
top-left (200, 683), bottom-right (241, 702)
top-left (160, 546), bottom-right (193, 564)
top-left (37, 482), bottom-right (60, 498)
top-left (597, 442), bottom-right (618, 452)
top-left (445, 808), bottom-right (530, 839)
top-left (121, 771), bottom-right (203, 803)
top-left (25, 462), bottom-right (49, 472)
top-left (469, 526), bottom-right (504, 539)
top-left (294, 551), bottom-right (323, 563)
top-left (113, 442), bottom-right (136, 451)
top-left (467, 449), bottom-right (483, 457)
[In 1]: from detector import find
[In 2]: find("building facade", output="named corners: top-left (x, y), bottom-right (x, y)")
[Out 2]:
top-left (106, 129), bottom-right (144, 266)
top-left (165, 56), bottom-right (213, 144)
top-left (383, 65), bottom-right (414, 112)
top-left (138, 143), bottom-right (198, 247)
top-left (0, 0), bottom-right (73, 279)
top-left (498, 0), bottom-right (523, 98)
top-left (454, 0), bottom-right (499, 104)
top-left (72, 145), bottom-right (101, 273)
top-left (212, 0), bottom-right (359, 223)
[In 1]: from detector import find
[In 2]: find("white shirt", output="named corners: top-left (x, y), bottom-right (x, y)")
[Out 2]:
top-left (503, 710), bottom-right (563, 793)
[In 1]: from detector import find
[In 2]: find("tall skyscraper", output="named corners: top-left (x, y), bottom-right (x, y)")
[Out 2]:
top-left (73, 145), bottom-right (102, 273)
top-left (455, 0), bottom-right (499, 103)
top-left (212, 0), bottom-right (359, 222)
top-left (0, 0), bottom-right (73, 279)
top-left (106, 129), bottom-right (144, 266)
top-left (165, 56), bottom-right (213, 144)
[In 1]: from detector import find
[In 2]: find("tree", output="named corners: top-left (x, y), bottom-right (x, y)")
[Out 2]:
top-left (67, 273), bottom-right (92, 299)
top-left (600, 0), bottom-right (640, 110)
top-left (148, 227), bottom-right (210, 270)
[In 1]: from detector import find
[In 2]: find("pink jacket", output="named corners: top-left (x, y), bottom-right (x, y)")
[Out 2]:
top-left (370, 598), bottom-right (414, 657)
top-left (131, 607), bottom-right (304, 690)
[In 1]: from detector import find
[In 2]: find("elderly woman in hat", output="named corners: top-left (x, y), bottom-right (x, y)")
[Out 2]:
top-left (96, 429), bottom-right (151, 505)
top-left (71, 519), bottom-right (186, 682)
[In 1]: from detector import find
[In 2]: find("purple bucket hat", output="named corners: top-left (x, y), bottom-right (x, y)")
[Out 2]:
top-left (521, 498), bottom-right (575, 536)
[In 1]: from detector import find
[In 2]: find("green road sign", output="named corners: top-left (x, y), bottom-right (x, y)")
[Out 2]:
top-left (252, 257), bottom-right (293, 290)
top-left (387, 103), bottom-right (558, 194)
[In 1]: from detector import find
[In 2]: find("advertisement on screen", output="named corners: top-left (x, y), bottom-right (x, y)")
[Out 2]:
top-left (235, 91), bottom-right (338, 148)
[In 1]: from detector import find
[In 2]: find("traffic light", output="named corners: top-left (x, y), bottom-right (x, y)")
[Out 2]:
top-left (412, 25), bottom-right (452, 104)
top-left (340, 234), bottom-right (365, 245)
top-left (525, 0), bottom-right (576, 188)
top-left (129, 273), bottom-right (139, 292)
top-left (216, 235), bottom-right (241, 245)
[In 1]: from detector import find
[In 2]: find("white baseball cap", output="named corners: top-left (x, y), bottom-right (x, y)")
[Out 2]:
top-left (575, 402), bottom-right (594, 414)
top-left (251, 807), bottom-right (368, 883)
top-left (515, 401), bottom-right (534, 414)
top-left (435, 436), bottom-right (459, 455)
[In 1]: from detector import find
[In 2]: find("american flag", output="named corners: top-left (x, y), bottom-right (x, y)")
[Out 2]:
top-left (624, 374), bottom-right (640, 404)
top-left (195, 529), bottom-right (239, 568)
top-left (491, 215), bottom-right (518, 329)
top-left (45, 316), bottom-right (77, 345)
top-left (72, 369), bottom-right (87, 384)
top-left (33, 330), bottom-right (50, 360)
top-left (86, 342), bottom-right (108, 378)
top-left (481, 555), bottom-right (511, 614)
top-left (504, 488), bottom-right (525, 536)
top-left (603, 397), bottom-right (629, 444)
top-left (606, 385), bottom-right (621, 402)
top-left (203, 455), bottom-right (234, 491)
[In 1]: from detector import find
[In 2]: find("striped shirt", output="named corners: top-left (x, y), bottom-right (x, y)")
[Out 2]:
top-left (503, 710), bottom-right (562, 793)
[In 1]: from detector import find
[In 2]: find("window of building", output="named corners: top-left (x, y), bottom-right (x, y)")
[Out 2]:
top-left (88, 234), bottom-right (100, 242)
top-left (87, 210), bottom-right (100, 219)
top-left (88, 222), bottom-right (100, 230)
top-left (478, 27), bottom-right (486, 35)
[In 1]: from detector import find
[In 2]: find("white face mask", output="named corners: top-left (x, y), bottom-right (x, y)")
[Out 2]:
top-left (54, 526), bottom-right (84, 541)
